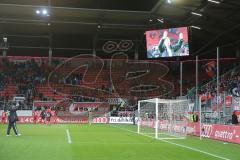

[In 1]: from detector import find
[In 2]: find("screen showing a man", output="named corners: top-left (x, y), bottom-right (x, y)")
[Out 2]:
top-left (146, 27), bottom-right (189, 58)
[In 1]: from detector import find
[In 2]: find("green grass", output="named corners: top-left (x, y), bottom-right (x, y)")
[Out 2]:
top-left (0, 124), bottom-right (239, 160)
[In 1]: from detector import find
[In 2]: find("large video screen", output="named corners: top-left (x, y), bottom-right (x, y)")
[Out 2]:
top-left (146, 27), bottom-right (189, 58)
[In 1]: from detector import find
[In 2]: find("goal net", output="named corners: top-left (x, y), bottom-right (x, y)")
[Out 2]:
top-left (138, 98), bottom-right (189, 140)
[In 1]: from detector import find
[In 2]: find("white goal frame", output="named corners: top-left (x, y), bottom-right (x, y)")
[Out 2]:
top-left (137, 98), bottom-right (189, 140)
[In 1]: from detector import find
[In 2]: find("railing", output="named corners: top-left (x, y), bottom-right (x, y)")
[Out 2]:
top-left (187, 63), bottom-right (240, 100)
top-left (186, 63), bottom-right (240, 125)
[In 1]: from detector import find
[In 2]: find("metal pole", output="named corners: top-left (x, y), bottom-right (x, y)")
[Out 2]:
top-left (196, 56), bottom-right (202, 140)
top-left (48, 48), bottom-right (52, 66)
top-left (217, 47), bottom-right (220, 123)
top-left (137, 101), bottom-right (140, 134)
top-left (223, 92), bottom-right (226, 117)
top-left (134, 40), bottom-right (139, 60)
top-left (199, 96), bottom-right (202, 140)
top-left (2, 50), bottom-right (7, 57)
top-left (180, 62), bottom-right (183, 97)
top-left (92, 32), bottom-right (98, 56)
top-left (155, 98), bottom-right (159, 139)
top-left (195, 56), bottom-right (198, 112)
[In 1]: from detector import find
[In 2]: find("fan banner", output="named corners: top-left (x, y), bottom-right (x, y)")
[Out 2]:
top-left (205, 61), bottom-right (216, 77)
top-left (233, 97), bottom-right (240, 110)
top-left (225, 96), bottom-right (232, 107)
top-left (231, 86), bottom-right (240, 97)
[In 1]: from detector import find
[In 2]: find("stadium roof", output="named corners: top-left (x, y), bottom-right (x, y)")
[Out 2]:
top-left (0, 0), bottom-right (239, 58)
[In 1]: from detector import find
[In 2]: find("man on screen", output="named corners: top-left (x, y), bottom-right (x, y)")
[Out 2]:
top-left (158, 31), bottom-right (184, 57)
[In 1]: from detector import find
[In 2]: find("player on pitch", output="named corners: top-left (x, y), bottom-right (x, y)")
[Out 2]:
top-left (6, 101), bottom-right (21, 136)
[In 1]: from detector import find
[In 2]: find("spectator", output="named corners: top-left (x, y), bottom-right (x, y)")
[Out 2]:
top-left (232, 111), bottom-right (239, 125)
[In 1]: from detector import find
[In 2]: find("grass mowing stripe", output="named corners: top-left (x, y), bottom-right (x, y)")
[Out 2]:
top-left (66, 129), bottom-right (72, 144)
top-left (110, 124), bottom-right (231, 160)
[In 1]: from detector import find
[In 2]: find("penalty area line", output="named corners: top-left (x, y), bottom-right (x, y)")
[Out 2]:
top-left (66, 129), bottom-right (72, 144)
top-left (110, 125), bottom-right (231, 160)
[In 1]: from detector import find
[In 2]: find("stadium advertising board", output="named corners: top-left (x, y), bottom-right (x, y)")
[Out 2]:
top-left (15, 116), bottom-right (88, 124)
top-left (56, 117), bottom-right (88, 124)
top-left (93, 117), bottom-right (108, 124)
top-left (202, 124), bottom-right (240, 144)
top-left (109, 117), bottom-right (137, 124)
top-left (188, 123), bottom-right (240, 144)
top-left (18, 116), bottom-right (35, 124)
top-left (146, 27), bottom-right (189, 58)
top-left (69, 102), bottom-right (109, 115)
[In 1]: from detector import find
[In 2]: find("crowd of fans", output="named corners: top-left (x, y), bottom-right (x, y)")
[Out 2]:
top-left (1, 56), bottom-right (239, 118)
top-left (184, 65), bottom-right (240, 125)
top-left (63, 74), bottom-right (83, 85)
top-left (0, 58), bottom-right (49, 108)
top-left (0, 58), bottom-right (101, 110)
top-left (197, 66), bottom-right (240, 99)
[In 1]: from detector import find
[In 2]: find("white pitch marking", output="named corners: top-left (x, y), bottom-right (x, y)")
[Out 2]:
top-left (110, 125), bottom-right (231, 160)
top-left (66, 129), bottom-right (72, 144)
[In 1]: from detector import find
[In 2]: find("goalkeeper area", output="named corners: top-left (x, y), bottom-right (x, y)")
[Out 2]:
top-left (0, 124), bottom-right (239, 160)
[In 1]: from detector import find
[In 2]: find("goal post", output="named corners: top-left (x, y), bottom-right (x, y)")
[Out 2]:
top-left (138, 98), bottom-right (189, 140)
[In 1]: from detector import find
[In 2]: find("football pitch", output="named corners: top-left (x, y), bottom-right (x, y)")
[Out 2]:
top-left (0, 124), bottom-right (239, 160)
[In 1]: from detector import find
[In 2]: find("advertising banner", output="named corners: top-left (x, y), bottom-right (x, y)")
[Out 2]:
top-left (201, 124), bottom-right (240, 144)
top-left (56, 117), bottom-right (88, 124)
top-left (93, 117), bottom-right (108, 124)
top-left (109, 117), bottom-right (137, 124)
top-left (69, 102), bottom-right (109, 116)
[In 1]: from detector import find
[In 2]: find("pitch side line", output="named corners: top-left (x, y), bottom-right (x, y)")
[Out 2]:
top-left (110, 125), bottom-right (231, 160)
top-left (66, 129), bottom-right (72, 144)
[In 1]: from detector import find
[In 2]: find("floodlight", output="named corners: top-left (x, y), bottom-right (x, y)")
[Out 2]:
top-left (208, 0), bottom-right (220, 4)
top-left (3, 37), bottom-right (7, 42)
top-left (42, 9), bottom-right (48, 15)
top-left (191, 12), bottom-right (202, 16)
top-left (191, 26), bottom-right (201, 30)
top-left (36, 10), bottom-right (40, 14)
top-left (157, 18), bottom-right (164, 23)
